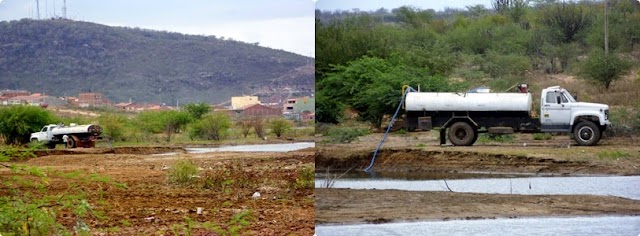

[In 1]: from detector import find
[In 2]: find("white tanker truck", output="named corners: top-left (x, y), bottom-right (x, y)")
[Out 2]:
top-left (30, 123), bottom-right (102, 149)
top-left (404, 85), bottom-right (611, 146)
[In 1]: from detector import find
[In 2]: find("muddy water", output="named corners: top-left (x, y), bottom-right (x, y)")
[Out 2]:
top-left (315, 216), bottom-right (640, 236)
top-left (185, 142), bottom-right (314, 153)
top-left (315, 175), bottom-right (640, 200)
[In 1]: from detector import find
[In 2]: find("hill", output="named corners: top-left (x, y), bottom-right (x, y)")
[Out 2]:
top-left (0, 18), bottom-right (314, 104)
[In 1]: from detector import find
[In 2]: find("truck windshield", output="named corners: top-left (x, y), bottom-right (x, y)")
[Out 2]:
top-left (564, 92), bottom-right (576, 103)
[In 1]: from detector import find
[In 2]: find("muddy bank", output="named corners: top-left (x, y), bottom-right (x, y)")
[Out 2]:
top-left (316, 148), bottom-right (640, 175)
top-left (316, 188), bottom-right (640, 225)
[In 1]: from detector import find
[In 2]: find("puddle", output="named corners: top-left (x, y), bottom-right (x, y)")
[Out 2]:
top-left (315, 171), bottom-right (550, 180)
top-left (151, 152), bottom-right (178, 156)
top-left (315, 175), bottom-right (640, 200)
top-left (316, 216), bottom-right (640, 236)
top-left (185, 142), bottom-right (314, 153)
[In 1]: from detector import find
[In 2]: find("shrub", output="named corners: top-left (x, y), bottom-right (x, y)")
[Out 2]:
top-left (201, 162), bottom-right (255, 193)
top-left (235, 119), bottom-right (253, 138)
top-left (98, 113), bottom-right (128, 141)
top-left (294, 165), bottom-right (314, 190)
top-left (167, 159), bottom-right (199, 186)
top-left (269, 118), bottom-right (292, 138)
top-left (579, 49), bottom-right (632, 90)
top-left (325, 127), bottom-right (370, 143)
top-left (189, 113), bottom-right (231, 141)
top-left (0, 106), bottom-right (58, 145)
top-left (250, 117), bottom-right (266, 139)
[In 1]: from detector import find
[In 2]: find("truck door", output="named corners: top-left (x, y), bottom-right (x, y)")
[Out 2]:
top-left (46, 126), bottom-right (53, 140)
top-left (541, 91), bottom-right (571, 132)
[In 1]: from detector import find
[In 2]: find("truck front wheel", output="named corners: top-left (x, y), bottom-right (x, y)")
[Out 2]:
top-left (573, 121), bottom-right (601, 146)
top-left (448, 122), bottom-right (477, 146)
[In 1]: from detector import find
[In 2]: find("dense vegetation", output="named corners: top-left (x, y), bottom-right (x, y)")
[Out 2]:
top-left (0, 19), bottom-right (313, 103)
top-left (0, 105), bottom-right (313, 146)
top-left (316, 0), bottom-right (640, 127)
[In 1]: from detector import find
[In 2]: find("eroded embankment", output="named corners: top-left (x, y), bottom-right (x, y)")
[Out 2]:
top-left (316, 149), bottom-right (631, 175)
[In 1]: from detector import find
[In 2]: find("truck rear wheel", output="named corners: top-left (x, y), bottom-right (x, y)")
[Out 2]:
top-left (573, 121), bottom-right (601, 146)
top-left (448, 122), bottom-right (477, 146)
top-left (67, 136), bottom-right (77, 148)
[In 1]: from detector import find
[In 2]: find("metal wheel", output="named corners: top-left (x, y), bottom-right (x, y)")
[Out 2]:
top-left (573, 121), bottom-right (601, 146)
top-left (448, 122), bottom-right (477, 146)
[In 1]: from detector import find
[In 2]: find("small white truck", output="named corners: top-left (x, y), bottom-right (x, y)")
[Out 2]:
top-left (30, 123), bottom-right (102, 149)
top-left (404, 85), bottom-right (611, 146)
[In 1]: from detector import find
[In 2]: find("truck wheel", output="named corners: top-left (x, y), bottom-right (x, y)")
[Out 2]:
top-left (67, 137), bottom-right (76, 148)
top-left (448, 122), bottom-right (477, 146)
top-left (46, 143), bottom-right (56, 149)
top-left (573, 121), bottom-right (601, 146)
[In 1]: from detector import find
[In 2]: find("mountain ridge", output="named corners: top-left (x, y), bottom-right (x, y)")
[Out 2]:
top-left (0, 18), bottom-right (314, 104)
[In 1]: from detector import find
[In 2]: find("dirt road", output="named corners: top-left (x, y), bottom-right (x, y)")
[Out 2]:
top-left (2, 147), bottom-right (315, 235)
top-left (315, 133), bottom-right (640, 225)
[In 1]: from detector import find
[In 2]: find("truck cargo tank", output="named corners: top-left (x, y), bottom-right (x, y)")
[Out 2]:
top-left (51, 125), bottom-right (102, 136)
top-left (405, 92), bottom-right (532, 115)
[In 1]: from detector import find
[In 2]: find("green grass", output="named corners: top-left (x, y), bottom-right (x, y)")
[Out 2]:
top-left (167, 159), bottom-right (199, 186)
top-left (294, 165), bottom-right (314, 190)
top-left (597, 150), bottom-right (633, 160)
top-left (477, 133), bottom-right (515, 143)
top-left (532, 133), bottom-right (553, 140)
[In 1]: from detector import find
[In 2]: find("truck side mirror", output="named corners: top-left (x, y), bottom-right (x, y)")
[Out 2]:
top-left (573, 93), bottom-right (578, 101)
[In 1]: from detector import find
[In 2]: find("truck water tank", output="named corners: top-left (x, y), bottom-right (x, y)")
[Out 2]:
top-left (405, 92), bottom-right (532, 113)
top-left (51, 124), bottom-right (101, 136)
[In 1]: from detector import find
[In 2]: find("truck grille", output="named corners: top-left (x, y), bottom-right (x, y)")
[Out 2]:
top-left (605, 109), bottom-right (609, 120)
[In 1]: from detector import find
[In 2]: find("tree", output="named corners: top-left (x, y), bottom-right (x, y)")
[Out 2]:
top-left (0, 106), bottom-right (58, 145)
top-left (538, 1), bottom-right (593, 43)
top-left (182, 102), bottom-right (211, 120)
top-left (137, 110), bottom-right (192, 142)
top-left (318, 56), bottom-right (463, 128)
top-left (98, 113), bottom-right (128, 141)
top-left (250, 116), bottom-right (266, 139)
top-left (492, 0), bottom-right (529, 23)
top-left (235, 118), bottom-right (253, 138)
top-left (189, 112), bottom-right (231, 141)
top-left (579, 49), bottom-right (632, 90)
top-left (269, 118), bottom-right (292, 138)
top-left (159, 111), bottom-right (192, 142)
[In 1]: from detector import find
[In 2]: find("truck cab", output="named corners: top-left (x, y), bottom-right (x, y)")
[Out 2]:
top-left (540, 86), bottom-right (610, 145)
top-left (30, 124), bottom-right (60, 148)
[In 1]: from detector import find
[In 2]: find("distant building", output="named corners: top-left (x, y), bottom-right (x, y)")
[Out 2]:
top-left (283, 96), bottom-right (315, 113)
top-left (114, 102), bottom-right (137, 111)
top-left (241, 104), bottom-right (282, 117)
top-left (0, 90), bottom-right (30, 100)
top-left (300, 111), bottom-right (315, 123)
top-left (231, 96), bottom-right (260, 110)
top-left (6, 94), bottom-right (67, 107)
top-left (78, 92), bottom-right (110, 107)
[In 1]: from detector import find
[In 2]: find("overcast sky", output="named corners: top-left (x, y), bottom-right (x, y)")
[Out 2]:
top-left (316, 0), bottom-right (493, 12)
top-left (0, 0), bottom-right (315, 57)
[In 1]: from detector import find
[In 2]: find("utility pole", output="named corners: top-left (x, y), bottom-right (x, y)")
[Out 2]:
top-left (62, 0), bottom-right (67, 19)
top-left (36, 0), bottom-right (40, 19)
top-left (604, 0), bottom-right (609, 55)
